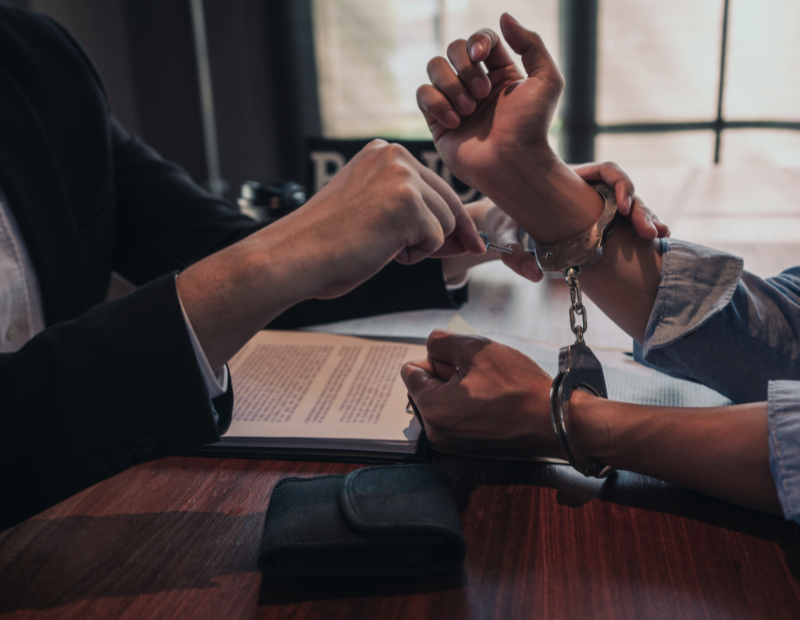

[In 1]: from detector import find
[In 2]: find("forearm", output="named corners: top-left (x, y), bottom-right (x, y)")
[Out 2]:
top-left (177, 215), bottom-right (314, 371)
top-left (579, 218), bottom-right (663, 343)
top-left (570, 391), bottom-right (779, 514)
top-left (483, 148), bottom-right (604, 245)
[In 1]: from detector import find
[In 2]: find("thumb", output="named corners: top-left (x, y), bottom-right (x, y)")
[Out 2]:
top-left (401, 359), bottom-right (444, 397)
top-left (499, 13), bottom-right (560, 80)
top-left (501, 247), bottom-right (544, 282)
top-left (425, 328), bottom-right (492, 370)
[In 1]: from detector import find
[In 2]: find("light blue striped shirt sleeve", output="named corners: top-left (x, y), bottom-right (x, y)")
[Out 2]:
top-left (634, 238), bottom-right (800, 523)
top-left (769, 381), bottom-right (800, 522)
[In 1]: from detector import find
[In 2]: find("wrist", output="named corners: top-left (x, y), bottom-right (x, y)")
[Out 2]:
top-left (484, 148), bottom-right (605, 245)
top-left (566, 389), bottom-right (616, 464)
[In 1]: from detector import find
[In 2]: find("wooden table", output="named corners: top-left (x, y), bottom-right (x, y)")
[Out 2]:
top-left (2, 454), bottom-right (799, 619)
top-left (2, 166), bottom-right (800, 619)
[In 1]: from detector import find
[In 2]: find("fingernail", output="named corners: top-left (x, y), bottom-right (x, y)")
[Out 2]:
top-left (507, 13), bottom-right (520, 24)
top-left (444, 110), bottom-right (461, 128)
top-left (625, 195), bottom-right (633, 211)
top-left (470, 77), bottom-right (490, 98)
top-left (470, 42), bottom-right (483, 60)
top-left (456, 92), bottom-right (476, 114)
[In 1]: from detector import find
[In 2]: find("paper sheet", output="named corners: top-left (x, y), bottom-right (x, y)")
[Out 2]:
top-left (221, 331), bottom-right (426, 451)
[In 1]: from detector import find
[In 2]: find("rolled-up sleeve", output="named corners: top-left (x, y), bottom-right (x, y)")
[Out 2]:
top-left (768, 381), bottom-right (800, 524)
top-left (634, 239), bottom-right (800, 404)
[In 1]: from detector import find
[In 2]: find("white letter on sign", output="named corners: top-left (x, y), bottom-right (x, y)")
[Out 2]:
top-left (310, 151), bottom-right (347, 192)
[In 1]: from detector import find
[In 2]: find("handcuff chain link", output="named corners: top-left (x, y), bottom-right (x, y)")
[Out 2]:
top-left (566, 268), bottom-right (587, 344)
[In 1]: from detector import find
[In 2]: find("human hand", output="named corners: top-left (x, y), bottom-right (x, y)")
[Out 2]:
top-left (484, 160), bottom-right (670, 276)
top-left (401, 330), bottom-right (560, 457)
top-left (273, 140), bottom-right (486, 300)
top-left (417, 14), bottom-right (607, 245)
top-left (417, 13), bottom-right (562, 199)
top-left (442, 160), bottom-right (669, 285)
top-left (572, 162), bottom-right (670, 240)
top-left (176, 140), bottom-right (486, 372)
top-left (441, 196), bottom-right (544, 284)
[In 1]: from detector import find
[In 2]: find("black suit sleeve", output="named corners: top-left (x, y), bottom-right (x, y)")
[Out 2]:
top-left (0, 275), bottom-right (227, 531)
top-left (110, 117), bottom-right (261, 284)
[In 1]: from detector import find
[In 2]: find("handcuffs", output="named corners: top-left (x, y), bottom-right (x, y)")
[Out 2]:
top-left (519, 183), bottom-right (619, 478)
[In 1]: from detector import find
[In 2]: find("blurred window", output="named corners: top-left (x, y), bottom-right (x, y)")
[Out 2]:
top-left (312, 0), bottom-right (800, 165)
top-left (312, 0), bottom-right (558, 139)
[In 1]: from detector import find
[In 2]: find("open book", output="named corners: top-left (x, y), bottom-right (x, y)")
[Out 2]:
top-left (196, 331), bottom-right (428, 461)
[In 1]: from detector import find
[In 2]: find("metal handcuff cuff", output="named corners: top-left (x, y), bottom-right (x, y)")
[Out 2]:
top-left (519, 183), bottom-right (619, 478)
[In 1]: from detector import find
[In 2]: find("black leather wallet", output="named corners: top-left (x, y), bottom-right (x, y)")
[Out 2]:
top-left (258, 464), bottom-right (466, 577)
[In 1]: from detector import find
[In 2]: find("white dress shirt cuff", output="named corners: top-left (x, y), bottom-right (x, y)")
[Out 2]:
top-left (176, 280), bottom-right (228, 399)
top-left (445, 272), bottom-right (470, 291)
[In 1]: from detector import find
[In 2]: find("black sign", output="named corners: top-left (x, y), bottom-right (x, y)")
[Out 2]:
top-left (306, 138), bottom-right (482, 203)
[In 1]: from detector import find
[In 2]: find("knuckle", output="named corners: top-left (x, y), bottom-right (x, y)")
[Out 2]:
top-left (385, 142), bottom-right (410, 160)
top-left (393, 180), bottom-right (419, 205)
top-left (442, 212), bottom-right (456, 235)
top-left (366, 138), bottom-right (388, 151)
top-left (426, 328), bottom-right (450, 348)
top-left (426, 55), bottom-right (447, 75)
top-left (473, 28), bottom-right (496, 44)
top-left (462, 338), bottom-right (483, 357)
top-left (552, 69), bottom-right (566, 93)
top-left (446, 38), bottom-right (468, 59)
top-left (416, 84), bottom-right (431, 102)
top-left (387, 158), bottom-right (414, 180)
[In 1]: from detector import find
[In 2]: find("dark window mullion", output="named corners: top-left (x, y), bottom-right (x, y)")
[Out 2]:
top-left (714, 0), bottom-right (731, 164)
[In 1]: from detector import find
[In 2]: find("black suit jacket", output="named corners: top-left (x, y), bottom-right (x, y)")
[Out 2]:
top-left (0, 6), bottom-right (464, 531)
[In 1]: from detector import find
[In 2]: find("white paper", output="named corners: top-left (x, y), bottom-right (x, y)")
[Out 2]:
top-left (218, 331), bottom-right (427, 453)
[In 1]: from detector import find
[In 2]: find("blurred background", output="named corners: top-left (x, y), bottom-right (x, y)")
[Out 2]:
top-left (3, 0), bottom-right (799, 199)
top-left (313, 0), bottom-right (800, 165)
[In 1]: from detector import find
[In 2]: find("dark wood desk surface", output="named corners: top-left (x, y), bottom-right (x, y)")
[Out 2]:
top-left (2, 454), bottom-right (799, 619)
